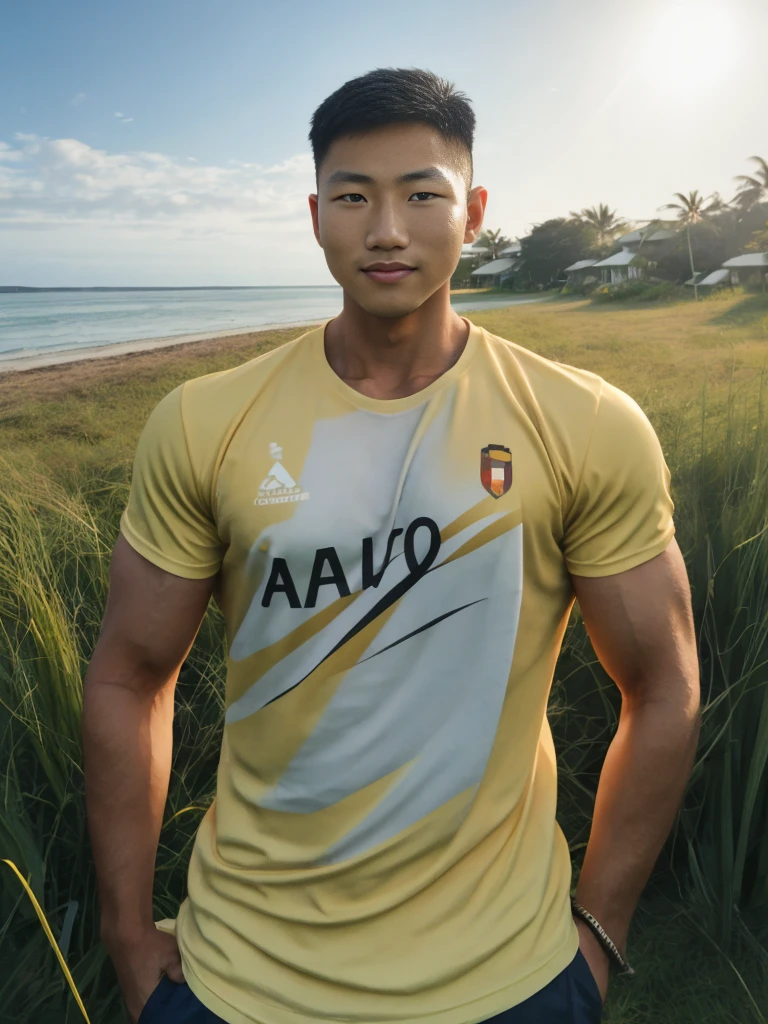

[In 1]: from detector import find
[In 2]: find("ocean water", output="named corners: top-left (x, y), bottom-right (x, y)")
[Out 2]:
top-left (0, 287), bottom-right (540, 363)
top-left (0, 287), bottom-right (346, 359)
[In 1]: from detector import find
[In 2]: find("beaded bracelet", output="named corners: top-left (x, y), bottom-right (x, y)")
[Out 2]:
top-left (570, 896), bottom-right (636, 978)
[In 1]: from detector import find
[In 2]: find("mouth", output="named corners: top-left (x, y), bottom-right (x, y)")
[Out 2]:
top-left (361, 266), bottom-right (416, 283)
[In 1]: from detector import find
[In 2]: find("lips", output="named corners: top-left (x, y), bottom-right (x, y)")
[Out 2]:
top-left (362, 266), bottom-right (416, 283)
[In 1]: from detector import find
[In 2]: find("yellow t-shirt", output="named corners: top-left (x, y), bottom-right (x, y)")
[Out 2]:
top-left (120, 316), bottom-right (675, 1024)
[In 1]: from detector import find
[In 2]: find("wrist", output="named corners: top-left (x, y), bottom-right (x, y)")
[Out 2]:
top-left (574, 917), bottom-right (611, 961)
top-left (573, 889), bottom-right (631, 954)
top-left (571, 896), bottom-right (636, 977)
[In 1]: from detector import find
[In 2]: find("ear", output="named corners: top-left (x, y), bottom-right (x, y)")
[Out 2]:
top-left (464, 186), bottom-right (488, 245)
top-left (308, 194), bottom-right (322, 247)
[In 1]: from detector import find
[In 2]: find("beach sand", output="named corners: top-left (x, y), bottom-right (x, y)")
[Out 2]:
top-left (0, 316), bottom-right (330, 376)
top-left (0, 296), bottom-right (545, 383)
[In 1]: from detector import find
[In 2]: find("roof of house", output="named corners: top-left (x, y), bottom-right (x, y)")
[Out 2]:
top-left (592, 250), bottom-right (638, 267)
top-left (459, 244), bottom-right (490, 258)
top-left (688, 269), bottom-right (731, 287)
top-left (564, 259), bottom-right (599, 272)
top-left (722, 253), bottom-right (768, 268)
top-left (498, 244), bottom-right (522, 256)
top-left (617, 225), bottom-right (678, 245)
top-left (470, 257), bottom-right (516, 276)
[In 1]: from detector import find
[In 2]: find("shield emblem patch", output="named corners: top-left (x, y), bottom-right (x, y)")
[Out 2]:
top-left (480, 444), bottom-right (512, 498)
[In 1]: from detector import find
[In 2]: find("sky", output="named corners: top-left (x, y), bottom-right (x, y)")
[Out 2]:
top-left (1, 0), bottom-right (766, 287)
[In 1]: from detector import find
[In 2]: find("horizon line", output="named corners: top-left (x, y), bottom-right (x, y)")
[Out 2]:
top-left (0, 284), bottom-right (343, 293)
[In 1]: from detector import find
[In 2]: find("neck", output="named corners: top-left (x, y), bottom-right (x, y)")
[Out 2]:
top-left (324, 285), bottom-right (470, 400)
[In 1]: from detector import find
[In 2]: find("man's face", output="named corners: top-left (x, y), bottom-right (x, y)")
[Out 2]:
top-left (309, 123), bottom-right (486, 318)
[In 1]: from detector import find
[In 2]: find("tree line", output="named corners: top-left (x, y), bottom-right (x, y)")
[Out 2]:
top-left (453, 156), bottom-right (768, 290)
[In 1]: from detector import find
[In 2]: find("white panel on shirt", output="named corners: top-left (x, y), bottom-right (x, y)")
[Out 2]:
top-left (226, 394), bottom-right (523, 863)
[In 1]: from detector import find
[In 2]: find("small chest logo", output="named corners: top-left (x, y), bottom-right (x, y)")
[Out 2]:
top-left (480, 443), bottom-right (512, 498)
top-left (255, 442), bottom-right (310, 506)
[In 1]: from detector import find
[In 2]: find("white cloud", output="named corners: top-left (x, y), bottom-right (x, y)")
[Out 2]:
top-left (0, 141), bottom-right (23, 163)
top-left (114, 112), bottom-right (134, 123)
top-left (0, 133), bottom-right (316, 224)
top-left (0, 133), bottom-right (329, 285)
top-left (69, 92), bottom-right (88, 106)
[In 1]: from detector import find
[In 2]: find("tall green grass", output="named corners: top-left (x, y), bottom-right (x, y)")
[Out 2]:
top-left (548, 363), bottom-right (768, 1016)
top-left (673, 367), bottom-right (768, 948)
top-left (1, 358), bottom-right (767, 1020)
top-left (0, 465), bottom-right (226, 1021)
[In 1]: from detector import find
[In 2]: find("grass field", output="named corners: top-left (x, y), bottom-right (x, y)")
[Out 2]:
top-left (1, 289), bottom-right (767, 1022)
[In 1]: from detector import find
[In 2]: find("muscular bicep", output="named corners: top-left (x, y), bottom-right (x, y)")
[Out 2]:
top-left (569, 537), bottom-right (699, 709)
top-left (87, 534), bottom-right (217, 693)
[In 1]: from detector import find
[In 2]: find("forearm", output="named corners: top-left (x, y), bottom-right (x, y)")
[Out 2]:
top-left (82, 671), bottom-right (175, 941)
top-left (574, 689), bottom-right (700, 952)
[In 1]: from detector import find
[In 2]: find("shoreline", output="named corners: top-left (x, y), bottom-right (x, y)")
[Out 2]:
top-left (0, 316), bottom-right (330, 375)
top-left (0, 296), bottom-right (545, 376)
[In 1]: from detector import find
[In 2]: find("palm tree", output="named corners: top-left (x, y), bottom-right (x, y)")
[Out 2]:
top-left (569, 204), bottom-right (628, 248)
top-left (660, 190), bottom-right (724, 300)
top-left (471, 228), bottom-right (513, 261)
top-left (734, 156), bottom-right (768, 209)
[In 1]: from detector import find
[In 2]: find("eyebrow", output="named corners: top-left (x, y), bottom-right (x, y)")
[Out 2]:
top-left (324, 167), bottom-right (452, 189)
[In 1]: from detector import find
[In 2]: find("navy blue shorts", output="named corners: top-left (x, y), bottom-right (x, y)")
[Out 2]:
top-left (138, 948), bottom-right (603, 1023)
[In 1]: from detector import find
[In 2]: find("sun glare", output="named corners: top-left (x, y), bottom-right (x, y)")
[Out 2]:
top-left (643, 4), bottom-right (736, 94)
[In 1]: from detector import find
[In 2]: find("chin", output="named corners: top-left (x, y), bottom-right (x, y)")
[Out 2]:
top-left (344, 280), bottom-right (447, 320)
top-left (355, 297), bottom-right (426, 320)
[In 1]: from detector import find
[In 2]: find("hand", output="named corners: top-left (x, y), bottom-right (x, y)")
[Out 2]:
top-left (573, 916), bottom-right (610, 1006)
top-left (102, 926), bottom-right (185, 1024)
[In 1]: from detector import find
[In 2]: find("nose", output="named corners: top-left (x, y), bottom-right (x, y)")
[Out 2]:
top-left (365, 197), bottom-right (410, 252)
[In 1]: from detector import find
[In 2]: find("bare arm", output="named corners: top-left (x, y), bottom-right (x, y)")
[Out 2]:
top-left (82, 534), bottom-right (215, 1017)
top-left (568, 536), bottom-right (701, 997)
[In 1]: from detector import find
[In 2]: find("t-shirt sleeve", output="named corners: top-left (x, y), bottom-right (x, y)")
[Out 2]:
top-left (561, 380), bottom-right (675, 577)
top-left (120, 384), bottom-right (225, 579)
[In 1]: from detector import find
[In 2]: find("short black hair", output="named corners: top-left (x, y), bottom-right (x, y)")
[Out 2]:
top-left (309, 67), bottom-right (475, 199)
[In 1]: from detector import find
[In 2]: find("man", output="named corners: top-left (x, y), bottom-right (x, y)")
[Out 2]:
top-left (82, 67), bottom-right (701, 1024)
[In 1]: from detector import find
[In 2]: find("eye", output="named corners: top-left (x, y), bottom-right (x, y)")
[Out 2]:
top-left (335, 191), bottom-right (439, 203)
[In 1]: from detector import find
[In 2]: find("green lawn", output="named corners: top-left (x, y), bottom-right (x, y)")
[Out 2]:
top-left (1, 289), bottom-right (767, 1022)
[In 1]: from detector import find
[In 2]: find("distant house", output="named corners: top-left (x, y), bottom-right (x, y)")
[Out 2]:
top-left (469, 256), bottom-right (523, 288)
top-left (615, 225), bottom-right (678, 258)
top-left (459, 243), bottom-right (486, 259)
top-left (498, 242), bottom-right (522, 258)
top-left (457, 238), bottom-right (524, 288)
top-left (564, 222), bottom-right (680, 288)
top-left (459, 239), bottom-right (521, 262)
top-left (722, 252), bottom-right (768, 289)
top-left (591, 249), bottom-right (644, 284)
top-left (601, 224), bottom-right (679, 280)
top-left (564, 259), bottom-right (599, 287)
top-left (686, 268), bottom-right (731, 290)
